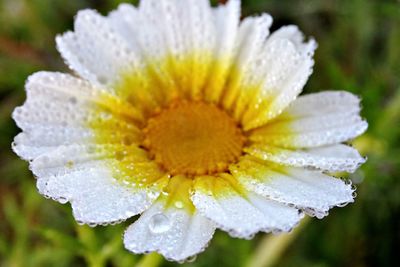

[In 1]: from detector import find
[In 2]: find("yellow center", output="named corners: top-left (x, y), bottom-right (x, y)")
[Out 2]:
top-left (142, 100), bottom-right (245, 176)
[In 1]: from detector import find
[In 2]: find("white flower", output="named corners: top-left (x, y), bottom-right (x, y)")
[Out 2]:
top-left (12, 0), bottom-right (367, 262)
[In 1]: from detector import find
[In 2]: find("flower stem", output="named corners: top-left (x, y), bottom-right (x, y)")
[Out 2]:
top-left (245, 217), bottom-right (310, 267)
top-left (135, 253), bottom-right (163, 267)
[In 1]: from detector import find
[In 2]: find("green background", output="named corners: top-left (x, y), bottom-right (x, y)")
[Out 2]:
top-left (0, 0), bottom-right (399, 266)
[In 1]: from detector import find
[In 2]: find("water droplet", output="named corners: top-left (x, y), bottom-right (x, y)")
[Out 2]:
top-left (69, 96), bottom-right (77, 104)
top-left (186, 255), bottom-right (197, 263)
top-left (125, 210), bottom-right (136, 217)
top-left (88, 222), bottom-right (98, 227)
top-left (97, 75), bottom-right (108, 84)
top-left (149, 213), bottom-right (171, 234)
top-left (147, 190), bottom-right (158, 199)
top-left (174, 201), bottom-right (183, 209)
top-left (65, 161), bottom-right (74, 168)
top-left (115, 151), bottom-right (126, 161)
top-left (123, 135), bottom-right (134, 146)
top-left (57, 197), bottom-right (68, 204)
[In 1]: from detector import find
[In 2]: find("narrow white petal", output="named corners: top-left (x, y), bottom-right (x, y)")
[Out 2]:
top-left (204, 0), bottom-right (241, 102)
top-left (242, 26), bottom-right (317, 129)
top-left (107, 4), bottom-right (141, 52)
top-left (230, 158), bottom-right (355, 218)
top-left (124, 201), bottom-right (216, 262)
top-left (12, 128), bottom-right (93, 160)
top-left (37, 166), bottom-right (159, 225)
top-left (250, 91), bottom-right (368, 148)
top-left (56, 10), bottom-right (141, 86)
top-left (12, 72), bottom-right (140, 160)
top-left (223, 13), bottom-right (273, 114)
top-left (177, 0), bottom-right (216, 53)
top-left (29, 143), bottom-right (157, 178)
top-left (283, 91), bottom-right (362, 116)
top-left (137, 0), bottom-right (186, 57)
top-left (245, 144), bottom-right (366, 173)
top-left (213, 0), bottom-right (241, 57)
top-left (191, 176), bottom-right (302, 238)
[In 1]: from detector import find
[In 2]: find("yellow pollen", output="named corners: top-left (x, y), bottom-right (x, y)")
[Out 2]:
top-left (142, 100), bottom-right (246, 176)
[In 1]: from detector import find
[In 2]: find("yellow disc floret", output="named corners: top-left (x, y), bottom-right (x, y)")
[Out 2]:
top-left (142, 100), bottom-right (246, 176)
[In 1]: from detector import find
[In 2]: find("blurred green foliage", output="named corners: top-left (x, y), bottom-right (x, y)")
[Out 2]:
top-left (0, 0), bottom-right (399, 266)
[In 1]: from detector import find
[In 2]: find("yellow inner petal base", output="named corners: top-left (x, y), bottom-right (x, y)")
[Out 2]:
top-left (142, 100), bottom-right (246, 176)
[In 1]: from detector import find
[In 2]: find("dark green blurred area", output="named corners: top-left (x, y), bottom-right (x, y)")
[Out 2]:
top-left (0, 0), bottom-right (399, 266)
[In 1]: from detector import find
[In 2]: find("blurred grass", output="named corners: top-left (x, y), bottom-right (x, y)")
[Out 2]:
top-left (0, 0), bottom-right (399, 266)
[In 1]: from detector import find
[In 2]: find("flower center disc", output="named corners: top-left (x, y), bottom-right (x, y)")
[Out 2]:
top-left (143, 101), bottom-right (245, 176)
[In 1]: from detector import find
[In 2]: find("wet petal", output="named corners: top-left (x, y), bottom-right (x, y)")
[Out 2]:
top-left (124, 176), bottom-right (216, 262)
top-left (191, 175), bottom-right (302, 238)
top-left (230, 157), bottom-right (355, 218)
top-left (249, 91), bottom-right (368, 148)
top-left (12, 72), bottom-right (142, 160)
top-left (37, 165), bottom-right (161, 225)
top-left (245, 144), bottom-right (366, 173)
top-left (204, 0), bottom-right (241, 102)
top-left (239, 26), bottom-right (317, 129)
top-left (222, 13), bottom-right (273, 115)
top-left (56, 10), bottom-right (142, 87)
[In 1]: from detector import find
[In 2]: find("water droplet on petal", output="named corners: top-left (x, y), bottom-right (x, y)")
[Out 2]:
top-left (58, 196), bottom-right (68, 204)
top-left (174, 201), bottom-right (183, 209)
top-left (149, 213), bottom-right (171, 234)
top-left (186, 255), bottom-right (197, 263)
top-left (147, 190), bottom-right (158, 199)
top-left (88, 222), bottom-right (98, 227)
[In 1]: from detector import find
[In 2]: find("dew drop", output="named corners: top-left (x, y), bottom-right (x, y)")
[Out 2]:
top-left (69, 96), bottom-right (77, 104)
top-left (115, 151), bottom-right (126, 161)
top-left (123, 135), bottom-right (134, 146)
top-left (147, 190), bottom-right (158, 199)
top-left (174, 201), bottom-right (183, 209)
top-left (88, 222), bottom-right (98, 227)
top-left (57, 196), bottom-right (68, 204)
top-left (149, 213), bottom-right (171, 234)
top-left (125, 210), bottom-right (136, 217)
top-left (97, 75), bottom-right (108, 84)
top-left (186, 255), bottom-right (197, 263)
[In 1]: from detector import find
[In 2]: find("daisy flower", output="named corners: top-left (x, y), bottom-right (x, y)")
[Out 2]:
top-left (12, 0), bottom-right (367, 262)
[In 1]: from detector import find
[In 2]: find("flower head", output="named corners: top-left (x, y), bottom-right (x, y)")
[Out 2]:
top-left (12, 0), bottom-right (367, 262)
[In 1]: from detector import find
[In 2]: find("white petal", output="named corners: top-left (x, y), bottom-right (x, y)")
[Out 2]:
top-left (222, 13), bottom-right (273, 114)
top-left (242, 26), bottom-right (317, 129)
top-left (191, 175), bottom-right (302, 238)
top-left (250, 91), bottom-right (368, 148)
top-left (204, 0), bottom-right (241, 102)
top-left (12, 72), bottom-right (141, 160)
top-left (37, 165), bottom-right (159, 225)
top-left (245, 144), bottom-right (366, 173)
top-left (28, 143), bottom-right (159, 178)
top-left (213, 0), bottom-right (241, 58)
top-left (109, 0), bottom-right (217, 99)
top-left (56, 10), bottom-right (141, 86)
top-left (283, 91), bottom-right (362, 116)
top-left (124, 201), bottom-right (216, 262)
top-left (12, 129), bottom-right (93, 160)
top-left (107, 4), bottom-right (141, 52)
top-left (230, 158), bottom-right (355, 218)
